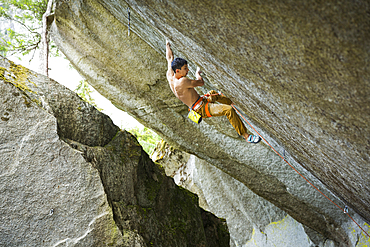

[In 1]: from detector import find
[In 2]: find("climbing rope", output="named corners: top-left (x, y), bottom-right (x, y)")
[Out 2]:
top-left (230, 103), bottom-right (370, 239)
top-left (204, 91), bottom-right (369, 238)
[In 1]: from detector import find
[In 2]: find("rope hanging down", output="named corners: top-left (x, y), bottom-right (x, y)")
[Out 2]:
top-left (203, 91), bottom-right (369, 238)
top-left (229, 103), bottom-right (370, 239)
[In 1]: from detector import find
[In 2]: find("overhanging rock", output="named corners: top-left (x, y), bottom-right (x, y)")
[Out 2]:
top-left (50, 0), bottom-right (370, 245)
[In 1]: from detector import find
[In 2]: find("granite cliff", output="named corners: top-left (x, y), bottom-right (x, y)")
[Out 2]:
top-left (49, 0), bottom-right (369, 246)
top-left (0, 57), bottom-right (229, 246)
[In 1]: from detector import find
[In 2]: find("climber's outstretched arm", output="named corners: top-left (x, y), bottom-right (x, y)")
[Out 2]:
top-left (166, 40), bottom-right (174, 80)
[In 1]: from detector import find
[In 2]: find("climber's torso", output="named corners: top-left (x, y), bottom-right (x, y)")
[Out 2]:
top-left (167, 64), bottom-right (202, 108)
top-left (169, 77), bottom-right (201, 108)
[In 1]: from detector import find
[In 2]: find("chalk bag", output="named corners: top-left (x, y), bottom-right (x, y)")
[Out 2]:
top-left (188, 110), bottom-right (202, 124)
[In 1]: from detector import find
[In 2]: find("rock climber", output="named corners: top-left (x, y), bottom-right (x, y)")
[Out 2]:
top-left (165, 40), bottom-right (261, 144)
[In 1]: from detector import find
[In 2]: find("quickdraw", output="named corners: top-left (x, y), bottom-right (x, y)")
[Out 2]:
top-left (127, 8), bottom-right (131, 36)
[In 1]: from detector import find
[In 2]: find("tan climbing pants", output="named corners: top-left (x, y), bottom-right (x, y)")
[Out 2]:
top-left (195, 90), bottom-right (248, 136)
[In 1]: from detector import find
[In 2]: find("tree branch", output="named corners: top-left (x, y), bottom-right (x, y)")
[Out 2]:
top-left (39, 0), bottom-right (53, 76)
top-left (5, 16), bottom-right (41, 38)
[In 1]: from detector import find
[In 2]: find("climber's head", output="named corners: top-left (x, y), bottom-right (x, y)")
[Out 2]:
top-left (171, 58), bottom-right (188, 77)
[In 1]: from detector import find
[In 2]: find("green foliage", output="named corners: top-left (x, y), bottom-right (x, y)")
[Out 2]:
top-left (128, 127), bottom-right (161, 155)
top-left (0, 0), bottom-right (47, 21)
top-left (0, 0), bottom-right (58, 58)
top-left (74, 80), bottom-right (103, 111)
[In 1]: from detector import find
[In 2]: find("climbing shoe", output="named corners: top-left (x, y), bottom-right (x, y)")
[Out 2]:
top-left (247, 135), bottom-right (261, 144)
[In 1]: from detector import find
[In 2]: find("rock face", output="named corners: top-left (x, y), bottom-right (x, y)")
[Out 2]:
top-left (50, 0), bottom-right (370, 245)
top-left (0, 57), bottom-right (229, 246)
top-left (152, 141), bottom-right (370, 247)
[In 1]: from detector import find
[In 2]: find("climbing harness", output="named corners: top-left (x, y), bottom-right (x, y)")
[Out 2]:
top-left (188, 92), bottom-right (223, 123)
top-left (201, 90), bottom-right (369, 238)
top-left (202, 91), bottom-right (222, 118)
top-left (127, 8), bottom-right (131, 36)
top-left (204, 102), bottom-right (212, 117)
top-left (229, 102), bottom-right (370, 239)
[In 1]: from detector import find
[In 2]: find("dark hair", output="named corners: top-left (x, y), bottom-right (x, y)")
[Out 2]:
top-left (171, 58), bottom-right (187, 73)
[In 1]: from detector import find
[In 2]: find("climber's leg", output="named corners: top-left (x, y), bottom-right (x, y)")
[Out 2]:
top-left (208, 103), bottom-right (248, 137)
top-left (196, 100), bottom-right (261, 143)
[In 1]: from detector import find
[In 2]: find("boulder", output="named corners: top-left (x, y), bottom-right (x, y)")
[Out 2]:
top-left (0, 57), bottom-right (229, 246)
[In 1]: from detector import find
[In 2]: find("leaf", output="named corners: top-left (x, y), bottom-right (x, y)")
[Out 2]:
top-left (74, 80), bottom-right (103, 111)
top-left (128, 127), bottom-right (162, 155)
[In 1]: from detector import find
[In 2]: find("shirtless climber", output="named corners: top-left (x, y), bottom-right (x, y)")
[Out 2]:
top-left (165, 40), bottom-right (261, 144)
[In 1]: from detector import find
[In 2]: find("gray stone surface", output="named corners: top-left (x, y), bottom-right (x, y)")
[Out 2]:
top-left (49, 0), bottom-right (370, 245)
top-left (152, 142), bottom-right (370, 247)
top-left (0, 58), bottom-right (123, 246)
top-left (0, 57), bottom-right (230, 246)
